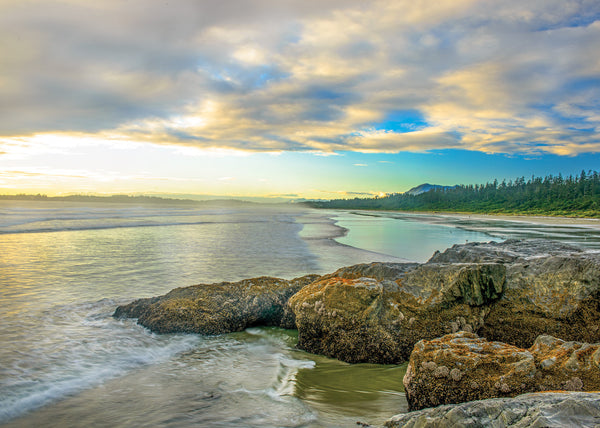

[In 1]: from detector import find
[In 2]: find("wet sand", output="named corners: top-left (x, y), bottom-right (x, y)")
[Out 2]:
top-left (334, 209), bottom-right (600, 251)
top-left (429, 212), bottom-right (600, 228)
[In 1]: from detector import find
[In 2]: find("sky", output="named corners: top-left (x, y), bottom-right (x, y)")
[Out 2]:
top-left (1, 0), bottom-right (599, 200)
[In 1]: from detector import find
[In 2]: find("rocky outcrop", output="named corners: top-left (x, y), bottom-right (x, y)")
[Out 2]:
top-left (288, 239), bottom-right (600, 364)
top-left (480, 254), bottom-right (600, 348)
top-left (115, 239), bottom-right (600, 367)
top-left (403, 332), bottom-right (600, 411)
top-left (429, 239), bottom-right (600, 347)
top-left (287, 275), bottom-right (411, 364)
top-left (287, 262), bottom-right (505, 364)
top-left (113, 274), bottom-right (319, 334)
top-left (385, 391), bottom-right (600, 428)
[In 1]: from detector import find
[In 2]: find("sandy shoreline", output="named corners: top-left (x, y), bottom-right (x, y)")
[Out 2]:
top-left (428, 212), bottom-right (600, 228)
top-left (345, 209), bottom-right (600, 229)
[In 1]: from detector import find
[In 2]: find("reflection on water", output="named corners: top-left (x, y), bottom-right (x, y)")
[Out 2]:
top-left (336, 211), bottom-right (600, 262)
top-left (292, 353), bottom-right (407, 425)
top-left (334, 212), bottom-right (494, 262)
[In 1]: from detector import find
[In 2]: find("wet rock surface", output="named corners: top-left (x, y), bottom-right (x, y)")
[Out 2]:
top-left (385, 391), bottom-right (600, 428)
top-left (404, 332), bottom-right (600, 411)
top-left (113, 274), bottom-right (319, 334)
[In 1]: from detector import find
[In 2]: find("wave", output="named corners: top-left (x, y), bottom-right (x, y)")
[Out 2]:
top-left (0, 299), bottom-right (201, 423)
top-left (0, 220), bottom-right (216, 235)
top-left (0, 216), bottom-right (281, 235)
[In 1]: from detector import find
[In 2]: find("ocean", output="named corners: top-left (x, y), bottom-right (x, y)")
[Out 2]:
top-left (1, 201), bottom-right (598, 427)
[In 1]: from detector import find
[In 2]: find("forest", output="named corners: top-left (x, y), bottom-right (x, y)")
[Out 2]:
top-left (309, 170), bottom-right (600, 217)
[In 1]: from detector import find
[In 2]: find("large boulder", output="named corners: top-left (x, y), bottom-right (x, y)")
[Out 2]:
top-left (287, 276), bottom-right (409, 364)
top-left (431, 239), bottom-right (600, 348)
top-left (404, 332), bottom-right (600, 411)
top-left (403, 332), bottom-right (538, 410)
top-left (479, 252), bottom-right (600, 348)
top-left (287, 263), bottom-right (506, 364)
top-left (113, 274), bottom-right (319, 334)
top-left (385, 391), bottom-right (600, 428)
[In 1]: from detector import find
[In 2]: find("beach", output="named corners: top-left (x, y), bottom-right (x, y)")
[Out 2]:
top-left (2, 201), bottom-right (600, 427)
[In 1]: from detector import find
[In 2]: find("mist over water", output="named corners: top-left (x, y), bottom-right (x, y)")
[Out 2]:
top-left (2, 201), bottom-right (598, 426)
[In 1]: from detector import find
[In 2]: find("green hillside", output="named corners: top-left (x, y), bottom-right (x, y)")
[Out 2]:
top-left (309, 170), bottom-right (600, 218)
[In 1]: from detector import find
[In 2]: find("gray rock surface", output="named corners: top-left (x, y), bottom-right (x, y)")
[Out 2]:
top-left (384, 391), bottom-right (600, 428)
top-left (462, 240), bottom-right (600, 347)
top-left (287, 261), bottom-right (505, 364)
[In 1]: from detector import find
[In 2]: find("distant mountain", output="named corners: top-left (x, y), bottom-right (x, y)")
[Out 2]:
top-left (405, 183), bottom-right (457, 195)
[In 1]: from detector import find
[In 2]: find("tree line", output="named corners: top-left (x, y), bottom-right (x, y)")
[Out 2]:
top-left (309, 170), bottom-right (600, 217)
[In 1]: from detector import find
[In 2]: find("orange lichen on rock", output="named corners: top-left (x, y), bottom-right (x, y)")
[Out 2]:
top-left (404, 332), bottom-right (600, 411)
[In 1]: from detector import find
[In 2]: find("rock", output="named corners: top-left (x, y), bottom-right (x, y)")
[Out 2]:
top-left (385, 391), bottom-right (600, 428)
top-left (427, 239), bottom-right (600, 348)
top-left (403, 332), bottom-right (600, 411)
top-left (427, 238), bottom-right (583, 264)
top-left (426, 239), bottom-right (600, 349)
top-left (530, 335), bottom-right (600, 392)
top-left (113, 274), bottom-right (320, 334)
top-left (403, 332), bottom-right (537, 410)
top-left (287, 276), bottom-right (411, 364)
top-left (287, 261), bottom-right (506, 364)
top-left (287, 239), bottom-right (600, 364)
top-left (286, 260), bottom-right (504, 364)
top-left (477, 243), bottom-right (600, 348)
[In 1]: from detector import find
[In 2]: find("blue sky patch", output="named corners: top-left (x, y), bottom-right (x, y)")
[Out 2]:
top-left (370, 110), bottom-right (429, 133)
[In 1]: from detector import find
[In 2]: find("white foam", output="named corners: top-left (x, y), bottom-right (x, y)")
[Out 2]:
top-left (0, 306), bottom-right (201, 424)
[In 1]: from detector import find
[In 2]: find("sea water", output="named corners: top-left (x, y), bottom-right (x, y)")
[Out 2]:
top-left (1, 201), bottom-right (597, 427)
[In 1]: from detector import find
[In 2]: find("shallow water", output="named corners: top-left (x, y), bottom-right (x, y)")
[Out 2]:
top-left (0, 202), bottom-right (411, 427)
top-left (333, 212), bottom-right (493, 262)
top-left (3, 202), bottom-right (596, 427)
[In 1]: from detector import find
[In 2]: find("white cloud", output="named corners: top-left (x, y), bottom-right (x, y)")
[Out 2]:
top-left (0, 0), bottom-right (599, 155)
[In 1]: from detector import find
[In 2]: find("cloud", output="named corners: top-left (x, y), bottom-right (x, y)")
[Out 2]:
top-left (266, 193), bottom-right (299, 198)
top-left (0, 170), bottom-right (87, 179)
top-left (0, 0), bottom-right (599, 155)
top-left (314, 189), bottom-right (379, 197)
